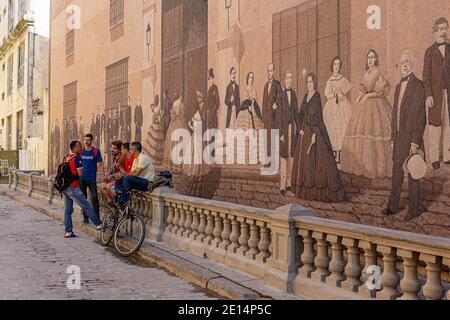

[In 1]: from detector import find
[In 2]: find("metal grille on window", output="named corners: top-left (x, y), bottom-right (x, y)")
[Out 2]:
top-left (8, 0), bottom-right (14, 34)
top-left (63, 81), bottom-right (77, 121)
top-left (18, 0), bottom-right (26, 20)
top-left (66, 30), bottom-right (75, 57)
top-left (105, 57), bottom-right (129, 111)
top-left (18, 44), bottom-right (25, 88)
top-left (16, 111), bottom-right (23, 150)
top-left (110, 0), bottom-right (124, 27)
top-left (7, 55), bottom-right (13, 96)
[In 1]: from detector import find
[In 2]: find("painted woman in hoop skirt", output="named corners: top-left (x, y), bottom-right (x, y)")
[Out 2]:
top-left (341, 49), bottom-right (393, 179)
top-left (146, 95), bottom-right (165, 166)
top-left (291, 73), bottom-right (345, 202)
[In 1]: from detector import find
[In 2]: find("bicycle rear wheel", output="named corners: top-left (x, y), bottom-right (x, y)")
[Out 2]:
top-left (100, 208), bottom-right (118, 246)
top-left (113, 213), bottom-right (146, 257)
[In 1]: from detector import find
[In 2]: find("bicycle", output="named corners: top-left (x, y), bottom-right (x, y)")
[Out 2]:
top-left (100, 190), bottom-right (146, 257)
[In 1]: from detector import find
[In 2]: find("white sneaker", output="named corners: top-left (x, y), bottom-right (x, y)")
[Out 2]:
top-left (96, 225), bottom-right (102, 230)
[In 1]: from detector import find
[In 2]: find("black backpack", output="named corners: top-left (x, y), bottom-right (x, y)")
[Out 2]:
top-left (54, 154), bottom-right (79, 193)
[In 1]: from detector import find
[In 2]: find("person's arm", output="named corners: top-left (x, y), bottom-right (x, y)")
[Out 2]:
top-left (75, 157), bottom-right (83, 178)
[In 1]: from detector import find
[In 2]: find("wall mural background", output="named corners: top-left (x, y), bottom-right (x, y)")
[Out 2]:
top-left (49, 0), bottom-right (450, 238)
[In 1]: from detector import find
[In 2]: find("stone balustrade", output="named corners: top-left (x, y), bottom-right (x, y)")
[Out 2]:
top-left (7, 171), bottom-right (450, 300)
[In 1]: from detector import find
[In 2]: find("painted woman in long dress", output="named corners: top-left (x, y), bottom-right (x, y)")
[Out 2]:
top-left (323, 56), bottom-right (353, 163)
top-left (233, 72), bottom-right (264, 164)
top-left (341, 49), bottom-right (393, 179)
top-left (162, 94), bottom-right (189, 170)
top-left (180, 91), bottom-right (212, 197)
top-left (146, 95), bottom-right (165, 166)
top-left (291, 73), bottom-right (345, 202)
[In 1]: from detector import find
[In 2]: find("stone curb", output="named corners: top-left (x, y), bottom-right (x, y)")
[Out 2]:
top-left (0, 188), bottom-right (282, 300)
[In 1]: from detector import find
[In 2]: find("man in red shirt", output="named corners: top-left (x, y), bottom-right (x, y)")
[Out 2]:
top-left (62, 141), bottom-right (102, 238)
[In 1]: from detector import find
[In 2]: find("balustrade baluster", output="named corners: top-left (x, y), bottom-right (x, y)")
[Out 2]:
top-left (190, 208), bottom-right (200, 240)
top-left (219, 213), bottom-right (231, 250)
top-left (256, 222), bottom-right (271, 263)
top-left (398, 250), bottom-right (421, 300)
top-left (228, 215), bottom-right (241, 253)
top-left (326, 234), bottom-right (346, 287)
top-left (421, 254), bottom-right (445, 300)
top-left (184, 206), bottom-right (193, 238)
top-left (236, 218), bottom-right (250, 256)
top-left (342, 238), bottom-right (363, 293)
top-left (247, 219), bottom-right (260, 259)
top-left (172, 204), bottom-right (180, 233)
top-left (204, 210), bottom-right (214, 244)
top-left (378, 246), bottom-right (402, 300)
top-left (444, 258), bottom-right (450, 300)
top-left (197, 209), bottom-right (207, 243)
top-left (298, 229), bottom-right (316, 278)
top-left (360, 241), bottom-right (379, 298)
top-left (166, 202), bottom-right (174, 230)
top-left (178, 206), bottom-right (186, 236)
top-left (311, 232), bottom-right (331, 282)
top-left (212, 212), bottom-right (223, 247)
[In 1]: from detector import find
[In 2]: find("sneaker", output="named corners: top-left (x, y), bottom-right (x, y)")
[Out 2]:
top-left (96, 224), bottom-right (102, 230)
top-left (64, 232), bottom-right (77, 238)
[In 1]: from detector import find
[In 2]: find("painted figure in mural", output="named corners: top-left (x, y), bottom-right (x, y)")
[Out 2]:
top-left (262, 63), bottom-right (282, 156)
top-left (163, 94), bottom-right (188, 168)
top-left (279, 70), bottom-right (298, 195)
top-left (146, 95), bottom-right (165, 166)
top-left (423, 17), bottom-right (450, 170)
top-left (106, 110), bottom-right (113, 166)
top-left (101, 105), bottom-right (106, 149)
top-left (323, 56), bottom-right (353, 164)
top-left (125, 98), bottom-right (132, 142)
top-left (95, 107), bottom-right (101, 146)
top-left (135, 102), bottom-right (144, 142)
top-left (72, 118), bottom-right (78, 141)
top-left (291, 73), bottom-right (345, 202)
top-left (161, 89), bottom-right (172, 138)
top-left (181, 90), bottom-right (211, 197)
top-left (111, 109), bottom-right (118, 141)
top-left (236, 71), bottom-right (263, 129)
top-left (383, 51), bottom-right (427, 220)
top-left (207, 69), bottom-right (220, 130)
top-left (78, 116), bottom-right (84, 139)
top-left (224, 67), bottom-right (240, 129)
top-left (90, 114), bottom-right (96, 138)
top-left (341, 49), bottom-right (393, 179)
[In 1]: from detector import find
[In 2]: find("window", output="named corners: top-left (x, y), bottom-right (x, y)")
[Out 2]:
top-left (105, 57), bottom-right (128, 111)
top-left (7, 54), bottom-right (13, 96)
top-left (6, 115), bottom-right (12, 150)
top-left (273, 0), bottom-right (351, 99)
top-left (63, 81), bottom-right (77, 119)
top-left (16, 111), bottom-right (23, 150)
top-left (66, 30), bottom-right (74, 57)
top-left (8, 0), bottom-right (14, 34)
top-left (110, 0), bottom-right (124, 28)
top-left (18, 44), bottom-right (25, 88)
top-left (18, 0), bottom-right (26, 20)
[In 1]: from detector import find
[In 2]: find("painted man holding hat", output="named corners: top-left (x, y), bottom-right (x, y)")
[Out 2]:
top-left (383, 51), bottom-right (427, 221)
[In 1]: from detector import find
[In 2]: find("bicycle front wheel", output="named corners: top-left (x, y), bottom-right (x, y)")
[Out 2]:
top-left (113, 213), bottom-right (146, 257)
top-left (100, 208), bottom-right (118, 246)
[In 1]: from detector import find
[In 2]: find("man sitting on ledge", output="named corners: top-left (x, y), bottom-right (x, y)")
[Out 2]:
top-left (115, 141), bottom-right (155, 204)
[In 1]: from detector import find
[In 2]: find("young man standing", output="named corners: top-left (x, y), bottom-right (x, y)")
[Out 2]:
top-left (63, 141), bottom-right (102, 238)
top-left (116, 142), bottom-right (155, 204)
top-left (80, 134), bottom-right (105, 224)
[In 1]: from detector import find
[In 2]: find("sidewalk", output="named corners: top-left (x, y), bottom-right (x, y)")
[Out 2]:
top-left (0, 185), bottom-right (302, 300)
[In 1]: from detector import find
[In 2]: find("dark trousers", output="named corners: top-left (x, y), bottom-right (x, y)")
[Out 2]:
top-left (116, 176), bottom-right (149, 204)
top-left (388, 162), bottom-right (420, 214)
top-left (79, 179), bottom-right (100, 220)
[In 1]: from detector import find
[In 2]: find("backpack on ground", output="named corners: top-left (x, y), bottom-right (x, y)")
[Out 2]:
top-left (148, 171), bottom-right (174, 192)
top-left (54, 155), bottom-right (79, 193)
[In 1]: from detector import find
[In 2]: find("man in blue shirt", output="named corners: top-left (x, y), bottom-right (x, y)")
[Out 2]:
top-left (80, 133), bottom-right (105, 224)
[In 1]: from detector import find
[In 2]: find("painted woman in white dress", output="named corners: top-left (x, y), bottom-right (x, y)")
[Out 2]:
top-left (341, 49), bottom-right (393, 179)
top-left (323, 56), bottom-right (353, 164)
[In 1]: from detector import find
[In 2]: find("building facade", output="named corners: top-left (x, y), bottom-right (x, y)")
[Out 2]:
top-left (0, 0), bottom-right (49, 171)
top-left (49, 0), bottom-right (450, 236)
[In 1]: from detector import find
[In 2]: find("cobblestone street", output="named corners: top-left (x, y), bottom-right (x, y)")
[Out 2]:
top-left (0, 196), bottom-right (217, 300)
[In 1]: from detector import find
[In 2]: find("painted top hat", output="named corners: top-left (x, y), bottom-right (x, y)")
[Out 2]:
top-left (403, 149), bottom-right (428, 181)
top-left (208, 68), bottom-right (215, 80)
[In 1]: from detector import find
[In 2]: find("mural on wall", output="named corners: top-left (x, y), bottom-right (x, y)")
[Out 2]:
top-left (48, 0), bottom-right (450, 235)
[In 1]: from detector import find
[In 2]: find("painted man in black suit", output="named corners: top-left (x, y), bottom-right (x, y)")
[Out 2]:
top-left (384, 51), bottom-right (427, 221)
top-left (262, 63), bottom-right (282, 156)
top-left (224, 67), bottom-right (240, 129)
